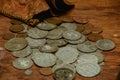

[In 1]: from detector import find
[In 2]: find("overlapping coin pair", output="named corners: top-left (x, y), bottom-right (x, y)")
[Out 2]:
top-left (4, 17), bottom-right (115, 79)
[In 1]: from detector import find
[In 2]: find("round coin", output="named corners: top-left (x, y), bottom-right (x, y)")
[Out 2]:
top-left (60, 16), bottom-right (74, 23)
top-left (73, 16), bottom-right (89, 24)
top-left (39, 67), bottom-right (52, 76)
top-left (87, 33), bottom-right (103, 42)
top-left (76, 63), bottom-right (101, 77)
top-left (60, 23), bottom-right (77, 30)
top-left (91, 27), bottom-right (103, 34)
top-left (9, 24), bottom-right (24, 33)
top-left (96, 39), bottom-right (115, 51)
top-left (5, 38), bottom-right (28, 51)
top-left (2, 33), bottom-right (15, 40)
top-left (63, 30), bottom-right (81, 41)
top-left (12, 58), bottom-right (33, 69)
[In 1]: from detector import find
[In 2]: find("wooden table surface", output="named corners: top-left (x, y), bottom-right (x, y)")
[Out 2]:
top-left (0, 0), bottom-right (120, 80)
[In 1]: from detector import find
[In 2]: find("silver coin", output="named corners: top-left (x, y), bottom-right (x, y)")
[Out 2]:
top-left (37, 22), bottom-right (57, 30)
top-left (60, 23), bottom-right (77, 30)
top-left (65, 34), bottom-right (86, 44)
top-left (76, 63), bottom-right (101, 77)
top-left (63, 30), bottom-right (82, 41)
top-left (12, 58), bottom-right (33, 69)
top-left (5, 38), bottom-right (28, 51)
top-left (27, 28), bottom-right (48, 39)
top-left (12, 46), bottom-right (32, 58)
top-left (25, 37), bottom-right (46, 48)
top-left (96, 39), bottom-right (115, 50)
top-left (77, 41), bottom-right (97, 53)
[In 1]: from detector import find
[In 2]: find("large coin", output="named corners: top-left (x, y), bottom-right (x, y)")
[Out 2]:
top-left (77, 41), bottom-right (97, 53)
top-left (76, 63), bottom-right (101, 77)
top-left (60, 23), bottom-right (77, 30)
top-left (27, 28), bottom-right (48, 39)
top-left (12, 46), bottom-right (32, 58)
top-left (96, 39), bottom-right (115, 50)
top-left (5, 38), bottom-right (27, 51)
top-left (63, 30), bottom-right (81, 41)
top-left (12, 58), bottom-right (33, 69)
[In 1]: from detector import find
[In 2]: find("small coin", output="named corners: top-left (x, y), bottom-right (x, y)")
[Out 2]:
top-left (63, 30), bottom-right (81, 41)
top-left (55, 46), bottom-right (79, 64)
top-left (12, 58), bottom-right (33, 69)
top-left (96, 39), bottom-right (115, 51)
top-left (60, 23), bottom-right (77, 30)
top-left (39, 67), bottom-right (52, 76)
top-left (25, 37), bottom-right (46, 48)
top-left (76, 63), bottom-right (101, 77)
top-left (76, 24), bottom-right (85, 32)
top-left (32, 53), bottom-right (57, 67)
top-left (46, 39), bottom-right (67, 47)
top-left (65, 34), bottom-right (86, 44)
top-left (37, 22), bottom-right (57, 30)
top-left (2, 33), bottom-right (15, 40)
top-left (87, 33), bottom-right (103, 42)
top-left (10, 19), bottom-right (22, 25)
top-left (73, 16), bottom-right (89, 24)
top-left (60, 16), bottom-right (74, 23)
top-left (91, 27), bottom-right (103, 34)
top-left (39, 44), bottom-right (58, 53)
top-left (25, 69), bottom-right (33, 75)
top-left (45, 17), bottom-right (62, 25)
top-left (27, 28), bottom-right (48, 39)
top-left (77, 54), bottom-right (99, 64)
top-left (9, 24), bottom-right (24, 33)
top-left (77, 41), bottom-right (97, 53)
top-left (12, 46), bottom-right (32, 58)
top-left (54, 68), bottom-right (74, 80)
top-left (5, 38), bottom-right (28, 51)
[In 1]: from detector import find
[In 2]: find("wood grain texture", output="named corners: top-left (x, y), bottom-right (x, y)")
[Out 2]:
top-left (0, 0), bottom-right (120, 80)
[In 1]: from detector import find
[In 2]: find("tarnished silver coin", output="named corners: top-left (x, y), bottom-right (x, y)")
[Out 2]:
top-left (12, 58), bottom-right (33, 69)
top-left (37, 22), bottom-right (57, 30)
top-left (12, 46), bottom-right (32, 58)
top-left (47, 39), bottom-right (67, 47)
top-left (60, 23), bottom-right (77, 30)
top-left (39, 44), bottom-right (58, 53)
top-left (63, 30), bottom-right (81, 41)
top-left (46, 28), bottom-right (64, 39)
top-left (54, 68), bottom-right (75, 80)
top-left (65, 34), bottom-right (86, 44)
top-left (55, 46), bottom-right (79, 64)
top-left (27, 28), bottom-right (48, 39)
top-left (96, 39), bottom-right (115, 50)
top-left (76, 63), bottom-right (101, 77)
top-left (32, 53), bottom-right (57, 67)
top-left (26, 37), bottom-right (46, 48)
top-left (77, 41), bottom-right (97, 53)
top-left (5, 38), bottom-right (28, 51)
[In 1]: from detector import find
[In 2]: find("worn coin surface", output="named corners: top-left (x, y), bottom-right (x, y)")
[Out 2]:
top-left (60, 23), bottom-right (77, 30)
top-left (27, 28), bottom-right (48, 39)
top-left (12, 46), bottom-right (32, 58)
top-left (55, 46), bottom-right (79, 64)
top-left (12, 58), bottom-right (33, 69)
top-left (76, 63), bottom-right (101, 77)
top-left (87, 33), bottom-right (103, 42)
top-left (39, 67), bottom-right (53, 76)
top-left (77, 41), bottom-right (97, 53)
top-left (63, 30), bottom-right (81, 41)
top-left (96, 39), bottom-right (115, 50)
top-left (2, 33), bottom-right (15, 40)
top-left (37, 22), bottom-right (57, 30)
top-left (5, 38), bottom-right (27, 51)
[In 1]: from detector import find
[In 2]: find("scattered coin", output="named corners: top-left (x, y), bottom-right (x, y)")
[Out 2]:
top-left (76, 24), bottom-right (85, 32)
top-left (9, 24), bottom-right (24, 33)
top-left (39, 67), bottom-right (52, 76)
top-left (2, 33), bottom-right (15, 40)
top-left (5, 38), bottom-right (28, 51)
top-left (73, 16), bottom-right (89, 24)
top-left (60, 23), bottom-right (77, 30)
top-left (87, 33), bottom-right (103, 42)
top-left (25, 69), bottom-right (33, 75)
top-left (77, 41), bottom-right (97, 53)
top-left (27, 28), bottom-right (48, 39)
top-left (63, 30), bottom-right (81, 41)
top-left (96, 39), bottom-right (115, 50)
top-left (12, 46), bottom-right (32, 58)
top-left (56, 46), bottom-right (79, 64)
top-left (76, 63), bottom-right (101, 77)
top-left (37, 22), bottom-right (57, 30)
top-left (91, 27), bottom-right (103, 34)
top-left (32, 53), bottom-right (57, 67)
top-left (60, 16), bottom-right (74, 23)
top-left (12, 58), bottom-right (33, 69)
top-left (39, 44), bottom-right (58, 53)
